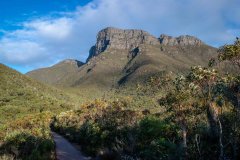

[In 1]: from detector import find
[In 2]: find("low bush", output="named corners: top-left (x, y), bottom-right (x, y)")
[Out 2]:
top-left (0, 112), bottom-right (55, 160)
top-left (52, 100), bottom-right (180, 159)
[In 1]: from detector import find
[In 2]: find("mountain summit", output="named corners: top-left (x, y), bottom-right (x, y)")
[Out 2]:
top-left (27, 59), bottom-right (84, 85)
top-left (55, 59), bottom-right (84, 67)
top-left (87, 27), bottom-right (203, 61)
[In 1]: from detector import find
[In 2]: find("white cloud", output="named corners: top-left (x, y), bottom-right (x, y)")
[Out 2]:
top-left (0, 0), bottom-right (239, 72)
top-left (0, 39), bottom-right (47, 64)
top-left (23, 18), bottom-right (73, 40)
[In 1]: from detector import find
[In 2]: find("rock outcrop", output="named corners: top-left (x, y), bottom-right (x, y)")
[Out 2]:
top-left (87, 27), bottom-right (205, 61)
top-left (87, 27), bottom-right (159, 60)
top-left (159, 34), bottom-right (203, 46)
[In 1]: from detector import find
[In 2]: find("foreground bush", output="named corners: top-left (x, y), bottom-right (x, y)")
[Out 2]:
top-left (137, 116), bottom-right (178, 159)
top-left (52, 100), bottom-right (180, 159)
top-left (0, 112), bottom-right (55, 160)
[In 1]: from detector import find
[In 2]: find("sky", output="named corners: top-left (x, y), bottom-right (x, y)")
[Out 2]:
top-left (0, 0), bottom-right (239, 73)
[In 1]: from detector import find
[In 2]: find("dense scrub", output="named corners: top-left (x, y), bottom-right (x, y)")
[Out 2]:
top-left (52, 100), bottom-right (180, 159)
top-left (52, 39), bottom-right (240, 159)
top-left (0, 39), bottom-right (239, 159)
top-left (0, 64), bottom-right (77, 124)
top-left (0, 64), bottom-right (82, 159)
top-left (51, 97), bottom-right (239, 159)
top-left (0, 112), bottom-right (55, 159)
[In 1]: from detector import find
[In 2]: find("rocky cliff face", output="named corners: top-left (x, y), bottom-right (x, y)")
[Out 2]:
top-left (159, 34), bottom-right (203, 46)
top-left (96, 27), bottom-right (159, 52)
top-left (87, 27), bottom-right (205, 61)
top-left (87, 27), bottom-right (159, 61)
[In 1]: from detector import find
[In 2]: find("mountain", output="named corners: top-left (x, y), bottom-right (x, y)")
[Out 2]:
top-left (27, 59), bottom-right (84, 85)
top-left (27, 27), bottom-right (218, 89)
top-left (0, 63), bottom-right (77, 123)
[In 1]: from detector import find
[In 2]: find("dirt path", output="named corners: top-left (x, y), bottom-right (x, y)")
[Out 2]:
top-left (52, 132), bottom-right (91, 160)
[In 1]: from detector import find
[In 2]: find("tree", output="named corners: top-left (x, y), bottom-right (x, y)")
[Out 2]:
top-left (218, 38), bottom-right (240, 110)
top-left (186, 66), bottom-right (226, 160)
top-left (159, 75), bottom-right (194, 159)
top-left (217, 38), bottom-right (240, 160)
top-left (218, 38), bottom-right (240, 69)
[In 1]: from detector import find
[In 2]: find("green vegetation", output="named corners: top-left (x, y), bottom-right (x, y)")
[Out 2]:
top-left (0, 64), bottom-right (79, 123)
top-left (26, 59), bottom-right (84, 86)
top-left (51, 39), bottom-right (240, 159)
top-left (0, 39), bottom-right (239, 159)
top-left (0, 64), bottom-right (80, 159)
top-left (0, 112), bottom-right (54, 160)
top-left (52, 100), bottom-right (179, 159)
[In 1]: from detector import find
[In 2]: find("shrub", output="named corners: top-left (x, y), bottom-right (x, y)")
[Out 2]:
top-left (0, 112), bottom-right (54, 159)
top-left (137, 116), bottom-right (178, 160)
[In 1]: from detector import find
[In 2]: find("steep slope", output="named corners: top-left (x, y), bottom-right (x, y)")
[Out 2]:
top-left (27, 27), bottom-right (218, 89)
top-left (26, 59), bottom-right (84, 85)
top-left (118, 43), bottom-right (217, 84)
top-left (0, 63), bottom-right (77, 123)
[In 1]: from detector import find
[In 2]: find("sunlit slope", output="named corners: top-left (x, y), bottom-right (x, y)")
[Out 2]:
top-left (0, 63), bottom-right (77, 123)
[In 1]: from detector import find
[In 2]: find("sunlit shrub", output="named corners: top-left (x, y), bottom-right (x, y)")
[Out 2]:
top-left (0, 112), bottom-right (54, 159)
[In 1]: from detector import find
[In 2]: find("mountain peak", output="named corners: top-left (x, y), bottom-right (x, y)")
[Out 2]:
top-left (96, 27), bottom-right (160, 50)
top-left (159, 34), bottom-right (203, 46)
top-left (55, 59), bottom-right (84, 67)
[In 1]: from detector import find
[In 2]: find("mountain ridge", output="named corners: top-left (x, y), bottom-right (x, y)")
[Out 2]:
top-left (87, 27), bottom-right (205, 61)
top-left (26, 59), bottom-right (84, 85)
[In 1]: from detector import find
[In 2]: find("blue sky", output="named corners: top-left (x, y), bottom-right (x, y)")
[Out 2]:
top-left (0, 0), bottom-right (91, 30)
top-left (0, 0), bottom-right (239, 73)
